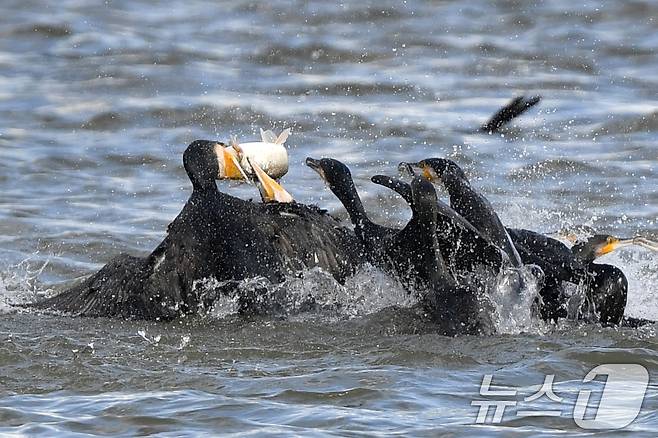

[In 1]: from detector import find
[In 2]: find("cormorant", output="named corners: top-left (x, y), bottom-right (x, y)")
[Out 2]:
top-left (508, 228), bottom-right (587, 321)
top-left (306, 157), bottom-right (494, 335)
top-left (29, 140), bottom-right (365, 319)
top-left (572, 235), bottom-right (629, 325)
top-left (369, 174), bottom-right (505, 276)
top-left (509, 230), bottom-right (654, 326)
top-left (402, 158), bottom-right (523, 267)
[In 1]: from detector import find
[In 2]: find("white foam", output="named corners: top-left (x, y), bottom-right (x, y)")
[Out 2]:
top-left (0, 257), bottom-right (53, 314)
top-left (502, 203), bottom-right (658, 321)
top-left (599, 247), bottom-right (658, 320)
top-left (489, 265), bottom-right (545, 335)
top-left (193, 265), bottom-right (418, 321)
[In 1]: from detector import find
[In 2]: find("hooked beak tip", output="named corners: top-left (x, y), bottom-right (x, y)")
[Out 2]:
top-left (398, 162), bottom-right (416, 176)
top-left (305, 157), bottom-right (317, 167)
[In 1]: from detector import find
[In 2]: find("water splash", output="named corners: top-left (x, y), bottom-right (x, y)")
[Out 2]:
top-left (0, 257), bottom-right (53, 314)
top-left (489, 266), bottom-right (545, 335)
top-left (193, 262), bottom-right (548, 335)
top-left (601, 247), bottom-right (658, 320)
top-left (193, 265), bottom-right (418, 321)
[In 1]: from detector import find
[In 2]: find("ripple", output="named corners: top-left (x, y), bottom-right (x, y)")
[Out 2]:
top-left (9, 23), bottom-right (73, 38)
top-left (593, 111), bottom-right (658, 136)
top-left (250, 43), bottom-right (386, 65)
top-left (278, 82), bottom-right (433, 100)
top-left (80, 112), bottom-right (124, 131)
top-left (507, 159), bottom-right (601, 181)
top-left (2, 0), bottom-right (658, 435)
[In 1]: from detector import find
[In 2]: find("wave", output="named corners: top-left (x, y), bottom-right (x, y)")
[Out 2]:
top-left (250, 43), bottom-right (386, 66)
top-left (8, 23), bottom-right (72, 38)
top-left (592, 111), bottom-right (658, 136)
top-left (507, 159), bottom-right (601, 181)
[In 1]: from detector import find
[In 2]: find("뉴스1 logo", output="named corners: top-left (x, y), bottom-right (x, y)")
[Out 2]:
top-left (471, 363), bottom-right (649, 429)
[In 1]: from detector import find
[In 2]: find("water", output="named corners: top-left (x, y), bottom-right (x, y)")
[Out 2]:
top-left (1, 0), bottom-right (657, 435)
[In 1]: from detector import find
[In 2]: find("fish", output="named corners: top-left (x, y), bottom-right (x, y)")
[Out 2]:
top-left (216, 128), bottom-right (290, 180)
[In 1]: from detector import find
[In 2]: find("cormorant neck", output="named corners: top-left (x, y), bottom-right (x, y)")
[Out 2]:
top-left (404, 211), bottom-right (455, 290)
top-left (331, 180), bottom-right (371, 230)
top-left (442, 173), bottom-right (469, 195)
top-left (407, 180), bottom-right (454, 287)
top-left (190, 176), bottom-right (218, 193)
top-left (571, 243), bottom-right (597, 264)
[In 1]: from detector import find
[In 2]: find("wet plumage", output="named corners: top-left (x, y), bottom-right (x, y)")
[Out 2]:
top-left (31, 140), bottom-right (365, 319)
top-left (307, 157), bottom-right (495, 335)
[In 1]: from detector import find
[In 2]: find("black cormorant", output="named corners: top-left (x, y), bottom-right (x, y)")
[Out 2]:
top-left (306, 157), bottom-right (494, 335)
top-left (403, 158), bottom-right (523, 267)
top-left (509, 230), bottom-right (651, 326)
top-left (369, 174), bottom-right (505, 276)
top-left (30, 140), bottom-right (365, 319)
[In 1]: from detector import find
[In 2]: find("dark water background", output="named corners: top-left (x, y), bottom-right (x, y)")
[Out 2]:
top-left (1, 0), bottom-right (657, 435)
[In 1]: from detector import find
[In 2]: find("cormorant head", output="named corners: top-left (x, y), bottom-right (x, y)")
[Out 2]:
top-left (418, 158), bottom-right (468, 183)
top-left (571, 234), bottom-right (634, 263)
top-left (371, 175), bottom-right (413, 205)
top-left (183, 140), bottom-right (227, 190)
top-left (305, 157), bottom-right (354, 193)
top-left (398, 158), bottom-right (468, 185)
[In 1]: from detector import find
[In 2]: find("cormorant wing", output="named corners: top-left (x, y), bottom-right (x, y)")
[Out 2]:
top-left (480, 95), bottom-right (541, 134)
top-left (28, 252), bottom-right (178, 320)
top-left (507, 228), bottom-right (587, 282)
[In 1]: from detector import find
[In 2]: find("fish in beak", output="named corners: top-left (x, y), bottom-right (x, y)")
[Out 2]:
top-left (228, 129), bottom-right (290, 180)
top-left (212, 128), bottom-right (291, 182)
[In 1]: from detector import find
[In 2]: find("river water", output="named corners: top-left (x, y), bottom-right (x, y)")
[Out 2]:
top-left (1, 0), bottom-right (657, 435)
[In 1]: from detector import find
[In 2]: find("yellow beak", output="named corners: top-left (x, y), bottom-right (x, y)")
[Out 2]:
top-left (596, 240), bottom-right (618, 257)
top-left (420, 164), bottom-right (438, 182)
top-left (596, 237), bottom-right (635, 257)
top-left (247, 157), bottom-right (293, 203)
top-left (214, 143), bottom-right (250, 181)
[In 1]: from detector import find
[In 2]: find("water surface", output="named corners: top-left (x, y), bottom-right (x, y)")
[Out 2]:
top-left (1, 0), bottom-right (657, 435)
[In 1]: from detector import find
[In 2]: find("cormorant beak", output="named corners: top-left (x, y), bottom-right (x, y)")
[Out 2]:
top-left (597, 236), bottom-right (658, 256)
top-left (305, 157), bottom-right (326, 182)
top-left (246, 157), bottom-right (293, 203)
top-left (420, 164), bottom-right (440, 182)
top-left (398, 162), bottom-right (440, 182)
top-left (595, 236), bottom-right (634, 257)
top-left (213, 142), bottom-right (250, 181)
